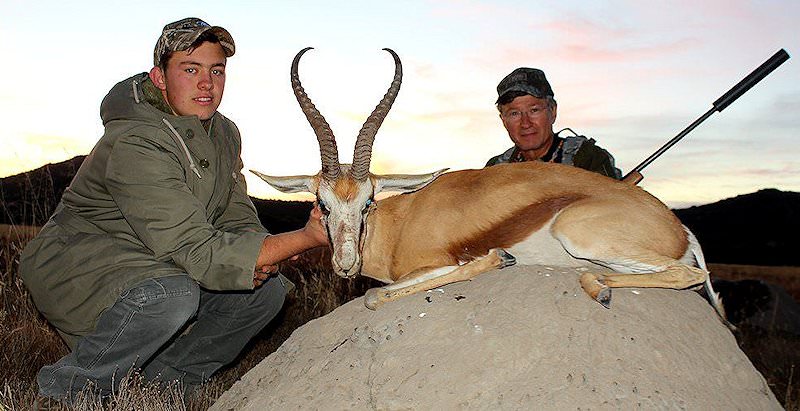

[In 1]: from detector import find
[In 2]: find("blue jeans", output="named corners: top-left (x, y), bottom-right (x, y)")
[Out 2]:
top-left (37, 274), bottom-right (286, 402)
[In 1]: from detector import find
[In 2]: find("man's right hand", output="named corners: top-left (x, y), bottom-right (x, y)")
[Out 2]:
top-left (253, 203), bottom-right (329, 281)
top-left (303, 203), bottom-right (329, 247)
top-left (253, 263), bottom-right (279, 287)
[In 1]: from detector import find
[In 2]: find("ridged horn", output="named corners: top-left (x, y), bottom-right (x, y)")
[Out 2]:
top-left (350, 48), bottom-right (403, 181)
top-left (292, 47), bottom-right (341, 180)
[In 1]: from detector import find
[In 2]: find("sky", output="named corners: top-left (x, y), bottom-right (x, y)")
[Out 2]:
top-left (1, 0), bottom-right (797, 208)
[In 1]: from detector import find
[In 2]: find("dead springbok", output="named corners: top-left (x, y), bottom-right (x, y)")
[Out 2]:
top-left (253, 47), bottom-right (729, 327)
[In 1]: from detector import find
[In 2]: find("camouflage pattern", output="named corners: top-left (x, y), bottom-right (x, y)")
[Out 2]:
top-left (154, 17), bottom-right (235, 66)
top-left (485, 135), bottom-right (622, 179)
top-left (496, 67), bottom-right (554, 103)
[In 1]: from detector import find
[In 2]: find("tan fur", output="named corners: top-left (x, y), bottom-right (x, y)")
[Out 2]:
top-left (354, 161), bottom-right (724, 320)
top-left (333, 176), bottom-right (360, 201)
top-left (363, 162), bottom-right (687, 276)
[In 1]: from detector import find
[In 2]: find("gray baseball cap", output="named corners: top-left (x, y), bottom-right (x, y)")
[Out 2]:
top-left (496, 67), bottom-right (554, 104)
top-left (154, 17), bottom-right (235, 66)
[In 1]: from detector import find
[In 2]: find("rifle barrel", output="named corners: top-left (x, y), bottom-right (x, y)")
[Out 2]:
top-left (714, 49), bottom-right (790, 112)
top-left (630, 108), bottom-right (715, 174)
top-left (625, 48), bottom-right (791, 178)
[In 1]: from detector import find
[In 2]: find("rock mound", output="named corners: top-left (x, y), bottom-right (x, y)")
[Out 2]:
top-left (211, 265), bottom-right (780, 410)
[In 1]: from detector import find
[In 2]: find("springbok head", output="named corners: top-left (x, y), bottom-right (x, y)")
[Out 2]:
top-left (252, 47), bottom-right (446, 278)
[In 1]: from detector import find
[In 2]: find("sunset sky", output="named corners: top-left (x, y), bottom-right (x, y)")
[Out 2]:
top-left (1, 0), bottom-right (797, 208)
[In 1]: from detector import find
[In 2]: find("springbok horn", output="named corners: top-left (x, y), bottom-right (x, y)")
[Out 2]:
top-left (350, 48), bottom-right (403, 181)
top-left (291, 47), bottom-right (341, 180)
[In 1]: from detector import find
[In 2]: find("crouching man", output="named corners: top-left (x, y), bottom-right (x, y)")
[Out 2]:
top-left (20, 17), bottom-right (328, 403)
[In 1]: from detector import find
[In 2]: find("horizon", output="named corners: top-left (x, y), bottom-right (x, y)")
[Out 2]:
top-left (1, 1), bottom-right (798, 208)
top-left (5, 153), bottom-right (794, 210)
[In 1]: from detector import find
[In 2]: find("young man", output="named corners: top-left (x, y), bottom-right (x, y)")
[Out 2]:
top-left (486, 67), bottom-right (621, 179)
top-left (20, 17), bottom-right (328, 402)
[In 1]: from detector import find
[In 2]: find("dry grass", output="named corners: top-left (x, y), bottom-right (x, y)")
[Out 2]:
top-left (709, 263), bottom-right (800, 407)
top-left (1, 225), bottom-right (798, 409)
top-left (711, 263), bottom-right (800, 301)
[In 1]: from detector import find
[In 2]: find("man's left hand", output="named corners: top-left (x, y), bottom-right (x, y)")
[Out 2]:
top-left (253, 263), bottom-right (279, 287)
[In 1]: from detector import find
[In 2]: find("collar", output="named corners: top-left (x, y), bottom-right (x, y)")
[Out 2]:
top-left (510, 133), bottom-right (564, 163)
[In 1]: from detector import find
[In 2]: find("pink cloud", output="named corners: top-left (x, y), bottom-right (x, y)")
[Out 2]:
top-left (549, 39), bottom-right (698, 64)
top-left (535, 16), bottom-right (632, 43)
top-left (738, 165), bottom-right (800, 177)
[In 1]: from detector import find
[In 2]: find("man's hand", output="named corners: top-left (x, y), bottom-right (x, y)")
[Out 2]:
top-left (303, 203), bottom-right (329, 247)
top-left (253, 263), bottom-right (278, 287)
top-left (253, 203), bottom-right (329, 278)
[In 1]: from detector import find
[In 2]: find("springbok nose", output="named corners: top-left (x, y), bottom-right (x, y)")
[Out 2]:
top-left (335, 240), bottom-right (357, 271)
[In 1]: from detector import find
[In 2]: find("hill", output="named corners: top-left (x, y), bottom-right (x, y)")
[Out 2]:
top-left (0, 156), bottom-right (84, 226)
top-left (1, 156), bottom-right (798, 266)
top-left (0, 155), bottom-right (311, 234)
top-left (673, 189), bottom-right (800, 266)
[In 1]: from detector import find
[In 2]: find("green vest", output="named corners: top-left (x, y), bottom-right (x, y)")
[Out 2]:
top-left (485, 131), bottom-right (621, 179)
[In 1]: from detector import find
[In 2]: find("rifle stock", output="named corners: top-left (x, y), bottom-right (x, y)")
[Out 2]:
top-left (622, 171), bottom-right (643, 185)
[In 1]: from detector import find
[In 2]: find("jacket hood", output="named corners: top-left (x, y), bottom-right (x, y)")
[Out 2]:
top-left (100, 73), bottom-right (168, 126)
top-left (99, 73), bottom-right (225, 180)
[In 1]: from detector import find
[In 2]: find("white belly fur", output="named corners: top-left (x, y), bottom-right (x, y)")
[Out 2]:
top-left (505, 218), bottom-right (593, 269)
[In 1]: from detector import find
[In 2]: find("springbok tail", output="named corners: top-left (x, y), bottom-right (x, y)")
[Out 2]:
top-left (684, 225), bottom-right (736, 330)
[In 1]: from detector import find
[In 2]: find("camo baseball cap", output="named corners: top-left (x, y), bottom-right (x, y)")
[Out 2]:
top-left (496, 67), bottom-right (554, 104)
top-left (154, 17), bottom-right (235, 66)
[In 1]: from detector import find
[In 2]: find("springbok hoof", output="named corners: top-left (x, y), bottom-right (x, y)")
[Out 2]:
top-left (579, 273), bottom-right (611, 308)
top-left (596, 288), bottom-right (612, 309)
top-left (364, 288), bottom-right (385, 310)
top-left (495, 248), bottom-right (517, 268)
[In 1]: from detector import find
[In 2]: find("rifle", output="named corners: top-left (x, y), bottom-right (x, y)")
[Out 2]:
top-left (622, 49), bottom-right (791, 185)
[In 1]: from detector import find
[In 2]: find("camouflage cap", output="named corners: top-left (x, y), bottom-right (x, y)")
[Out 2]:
top-left (154, 17), bottom-right (235, 67)
top-left (496, 67), bottom-right (554, 104)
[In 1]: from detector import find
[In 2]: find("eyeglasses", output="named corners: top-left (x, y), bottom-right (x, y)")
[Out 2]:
top-left (501, 106), bottom-right (549, 122)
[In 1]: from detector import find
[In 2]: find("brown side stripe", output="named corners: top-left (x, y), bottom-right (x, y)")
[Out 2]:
top-left (448, 194), bottom-right (586, 261)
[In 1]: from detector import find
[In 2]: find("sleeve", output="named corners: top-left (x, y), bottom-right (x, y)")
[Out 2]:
top-left (214, 156), bottom-right (269, 234)
top-left (575, 142), bottom-right (622, 180)
top-left (105, 133), bottom-right (264, 291)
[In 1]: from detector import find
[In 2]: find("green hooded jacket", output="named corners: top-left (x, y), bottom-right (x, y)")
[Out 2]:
top-left (20, 73), bottom-right (268, 341)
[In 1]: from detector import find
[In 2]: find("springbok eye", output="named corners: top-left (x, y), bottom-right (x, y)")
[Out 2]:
top-left (317, 199), bottom-right (329, 215)
top-left (362, 198), bottom-right (374, 214)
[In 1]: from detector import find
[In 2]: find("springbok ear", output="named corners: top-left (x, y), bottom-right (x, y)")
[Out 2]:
top-left (250, 170), bottom-right (318, 194)
top-left (373, 168), bottom-right (449, 194)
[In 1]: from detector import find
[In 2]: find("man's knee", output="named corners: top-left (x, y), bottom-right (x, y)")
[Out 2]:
top-left (256, 276), bottom-right (287, 306)
top-left (200, 276), bottom-right (286, 321)
top-left (122, 275), bottom-right (200, 329)
top-left (248, 276), bottom-right (287, 319)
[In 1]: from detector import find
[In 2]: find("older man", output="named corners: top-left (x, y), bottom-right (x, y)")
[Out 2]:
top-left (20, 17), bottom-right (328, 403)
top-left (486, 67), bottom-right (621, 179)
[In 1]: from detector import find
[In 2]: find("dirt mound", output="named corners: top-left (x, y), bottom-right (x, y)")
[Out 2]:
top-left (211, 265), bottom-right (780, 410)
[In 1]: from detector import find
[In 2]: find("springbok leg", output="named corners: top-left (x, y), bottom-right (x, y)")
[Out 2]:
top-left (363, 248), bottom-right (516, 310)
top-left (579, 264), bottom-right (707, 308)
